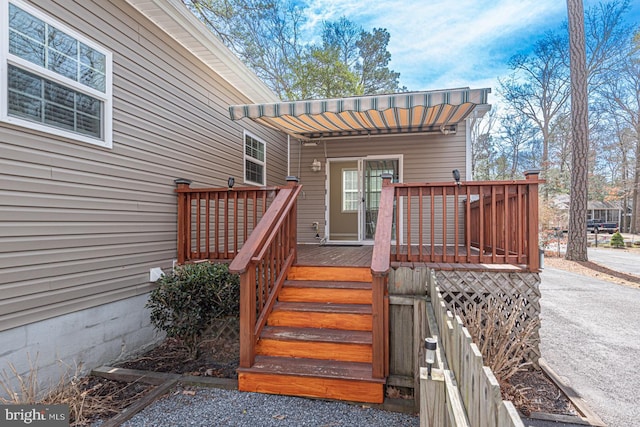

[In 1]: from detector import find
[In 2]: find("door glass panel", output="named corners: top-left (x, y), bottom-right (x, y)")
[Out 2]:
top-left (364, 159), bottom-right (399, 240)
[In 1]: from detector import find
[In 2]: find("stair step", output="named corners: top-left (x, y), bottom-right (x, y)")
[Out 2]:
top-left (268, 302), bottom-right (372, 331)
top-left (238, 356), bottom-right (384, 403)
top-left (287, 266), bottom-right (372, 282)
top-left (279, 281), bottom-right (372, 304)
top-left (261, 326), bottom-right (372, 344)
top-left (284, 280), bottom-right (372, 290)
top-left (257, 326), bottom-right (372, 362)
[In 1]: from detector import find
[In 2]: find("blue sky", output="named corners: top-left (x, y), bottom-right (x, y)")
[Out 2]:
top-left (300, 0), bottom-right (640, 95)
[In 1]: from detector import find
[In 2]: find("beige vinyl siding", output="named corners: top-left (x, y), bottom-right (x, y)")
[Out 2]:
top-left (0, 0), bottom-right (287, 332)
top-left (292, 124), bottom-right (467, 243)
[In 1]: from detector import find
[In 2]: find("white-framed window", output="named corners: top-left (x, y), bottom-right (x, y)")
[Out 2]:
top-left (0, 0), bottom-right (113, 148)
top-left (342, 168), bottom-right (359, 212)
top-left (244, 131), bottom-right (265, 185)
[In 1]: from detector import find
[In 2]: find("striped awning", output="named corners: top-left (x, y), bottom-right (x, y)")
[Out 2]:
top-left (229, 88), bottom-right (491, 140)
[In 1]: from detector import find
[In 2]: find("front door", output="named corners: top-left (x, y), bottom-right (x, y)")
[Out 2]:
top-left (329, 160), bottom-right (360, 241)
top-left (328, 157), bottom-right (400, 242)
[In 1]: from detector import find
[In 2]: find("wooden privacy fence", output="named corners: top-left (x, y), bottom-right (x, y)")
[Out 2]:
top-left (383, 170), bottom-right (541, 271)
top-left (229, 178), bottom-right (300, 368)
top-left (175, 178), bottom-right (280, 264)
top-left (421, 270), bottom-right (523, 427)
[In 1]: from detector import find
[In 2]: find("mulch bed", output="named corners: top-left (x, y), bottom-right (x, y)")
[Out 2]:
top-left (116, 335), bottom-right (239, 379)
top-left (504, 370), bottom-right (576, 417)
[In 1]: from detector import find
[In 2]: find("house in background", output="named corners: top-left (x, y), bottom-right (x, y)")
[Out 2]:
top-left (0, 0), bottom-right (287, 392)
top-left (587, 200), bottom-right (630, 230)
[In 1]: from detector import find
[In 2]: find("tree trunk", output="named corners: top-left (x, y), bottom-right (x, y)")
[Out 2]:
top-left (565, 0), bottom-right (589, 261)
top-left (632, 133), bottom-right (640, 234)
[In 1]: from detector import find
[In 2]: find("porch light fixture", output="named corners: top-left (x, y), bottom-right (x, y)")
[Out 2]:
top-left (425, 337), bottom-right (437, 377)
top-left (228, 177), bottom-right (235, 189)
top-left (311, 158), bottom-right (322, 172)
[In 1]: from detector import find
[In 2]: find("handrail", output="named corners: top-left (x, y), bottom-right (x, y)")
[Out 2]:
top-left (370, 174), bottom-right (394, 379)
top-left (229, 178), bottom-right (301, 368)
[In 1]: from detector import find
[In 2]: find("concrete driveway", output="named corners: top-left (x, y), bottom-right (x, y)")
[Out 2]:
top-left (588, 246), bottom-right (640, 276)
top-left (539, 266), bottom-right (640, 427)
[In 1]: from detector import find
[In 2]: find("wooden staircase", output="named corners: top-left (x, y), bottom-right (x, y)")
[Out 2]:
top-left (237, 265), bottom-right (385, 403)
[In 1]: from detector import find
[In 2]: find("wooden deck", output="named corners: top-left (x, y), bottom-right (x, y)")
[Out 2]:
top-left (296, 244), bottom-right (373, 267)
top-left (296, 244), bottom-right (527, 272)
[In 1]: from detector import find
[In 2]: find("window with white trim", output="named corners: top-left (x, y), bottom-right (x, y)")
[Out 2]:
top-left (244, 132), bottom-right (265, 185)
top-left (1, 0), bottom-right (113, 148)
top-left (342, 169), bottom-right (359, 212)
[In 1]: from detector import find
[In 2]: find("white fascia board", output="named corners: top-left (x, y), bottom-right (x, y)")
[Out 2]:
top-left (125, 0), bottom-right (279, 104)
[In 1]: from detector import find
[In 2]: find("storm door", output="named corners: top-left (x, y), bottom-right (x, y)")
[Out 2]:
top-left (363, 158), bottom-right (399, 240)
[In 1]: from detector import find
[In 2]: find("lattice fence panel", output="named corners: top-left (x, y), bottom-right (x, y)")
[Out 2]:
top-left (432, 270), bottom-right (541, 363)
top-left (207, 316), bottom-right (240, 342)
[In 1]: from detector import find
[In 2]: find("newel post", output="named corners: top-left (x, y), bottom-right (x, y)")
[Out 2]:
top-left (286, 176), bottom-right (299, 264)
top-left (174, 178), bottom-right (192, 265)
top-left (524, 170), bottom-right (541, 271)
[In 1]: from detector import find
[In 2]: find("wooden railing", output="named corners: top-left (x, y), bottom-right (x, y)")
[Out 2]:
top-left (382, 170), bottom-right (541, 272)
top-left (174, 178), bottom-right (279, 264)
top-left (228, 177), bottom-right (301, 368)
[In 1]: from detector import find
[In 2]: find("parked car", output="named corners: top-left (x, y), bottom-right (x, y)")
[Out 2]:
top-left (587, 220), bottom-right (619, 234)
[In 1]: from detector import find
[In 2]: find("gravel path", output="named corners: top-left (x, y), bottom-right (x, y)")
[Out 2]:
top-left (117, 387), bottom-right (419, 427)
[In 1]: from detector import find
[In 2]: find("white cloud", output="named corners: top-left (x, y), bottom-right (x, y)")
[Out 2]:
top-left (301, 0), bottom-right (568, 91)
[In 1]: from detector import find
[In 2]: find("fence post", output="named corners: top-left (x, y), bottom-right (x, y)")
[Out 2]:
top-left (175, 178), bottom-right (192, 264)
top-left (524, 170), bottom-right (541, 272)
top-left (420, 367), bottom-right (446, 427)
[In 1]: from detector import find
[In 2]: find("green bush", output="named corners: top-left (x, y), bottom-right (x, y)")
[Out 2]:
top-left (146, 261), bottom-right (240, 358)
top-left (610, 231), bottom-right (625, 248)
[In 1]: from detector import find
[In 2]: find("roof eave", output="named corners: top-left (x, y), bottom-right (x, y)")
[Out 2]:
top-left (125, 0), bottom-right (279, 104)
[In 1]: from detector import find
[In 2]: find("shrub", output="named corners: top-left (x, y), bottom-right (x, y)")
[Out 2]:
top-left (457, 298), bottom-right (539, 383)
top-left (146, 262), bottom-right (240, 358)
top-left (610, 231), bottom-right (625, 248)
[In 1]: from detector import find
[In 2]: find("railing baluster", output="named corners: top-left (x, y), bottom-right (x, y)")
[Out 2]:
top-left (205, 192), bottom-right (211, 259)
top-left (407, 187), bottom-right (412, 262)
top-left (395, 187), bottom-right (400, 260)
top-left (480, 187), bottom-right (485, 262)
top-left (517, 185), bottom-right (524, 263)
top-left (213, 192), bottom-right (220, 259)
top-left (465, 186), bottom-right (471, 263)
top-left (186, 192), bottom-right (192, 260)
top-left (442, 187), bottom-right (447, 263)
top-left (491, 185), bottom-right (497, 263)
top-left (419, 187), bottom-right (424, 262)
top-left (504, 184), bottom-right (510, 262)
top-left (454, 184), bottom-right (459, 263)
top-left (243, 192), bottom-right (249, 251)
top-left (233, 191), bottom-right (239, 256)
top-left (430, 187), bottom-right (435, 263)
top-left (195, 192), bottom-right (201, 258)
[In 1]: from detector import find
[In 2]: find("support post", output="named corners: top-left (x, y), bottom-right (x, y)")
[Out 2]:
top-left (239, 264), bottom-right (257, 368)
top-left (174, 178), bottom-right (192, 264)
